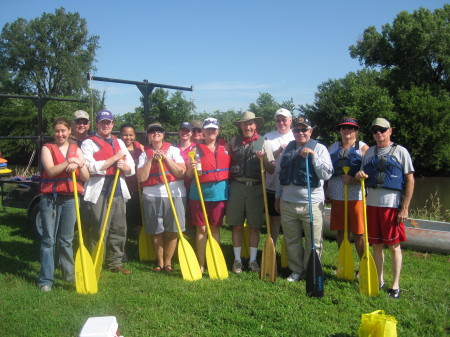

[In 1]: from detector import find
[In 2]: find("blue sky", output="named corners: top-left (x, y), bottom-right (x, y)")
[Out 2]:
top-left (0, 0), bottom-right (447, 117)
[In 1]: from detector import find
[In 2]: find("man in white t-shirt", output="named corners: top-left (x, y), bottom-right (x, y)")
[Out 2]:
top-left (356, 118), bottom-right (415, 299)
top-left (263, 108), bottom-right (295, 245)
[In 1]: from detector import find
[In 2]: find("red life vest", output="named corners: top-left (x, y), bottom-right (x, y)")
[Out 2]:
top-left (141, 142), bottom-right (182, 187)
top-left (40, 143), bottom-right (84, 196)
top-left (197, 142), bottom-right (230, 183)
top-left (125, 141), bottom-right (143, 192)
top-left (90, 135), bottom-right (122, 176)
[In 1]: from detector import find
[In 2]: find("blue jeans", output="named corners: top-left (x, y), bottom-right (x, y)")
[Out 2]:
top-left (38, 194), bottom-right (76, 287)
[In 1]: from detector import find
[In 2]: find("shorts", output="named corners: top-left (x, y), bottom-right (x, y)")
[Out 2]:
top-left (225, 181), bottom-right (264, 228)
top-left (266, 190), bottom-right (280, 216)
top-left (143, 195), bottom-right (186, 235)
top-left (190, 200), bottom-right (226, 227)
top-left (366, 206), bottom-right (407, 245)
top-left (330, 200), bottom-right (364, 234)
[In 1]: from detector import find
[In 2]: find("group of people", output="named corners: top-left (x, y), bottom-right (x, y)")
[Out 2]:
top-left (37, 108), bottom-right (414, 300)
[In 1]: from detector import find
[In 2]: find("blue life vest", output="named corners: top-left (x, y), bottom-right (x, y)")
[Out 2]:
top-left (279, 139), bottom-right (319, 188)
top-left (364, 144), bottom-right (404, 191)
top-left (330, 141), bottom-right (362, 177)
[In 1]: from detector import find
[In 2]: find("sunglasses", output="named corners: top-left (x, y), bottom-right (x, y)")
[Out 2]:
top-left (371, 127), bottom-right (388, 134)
top-left (275, 119), bottom-right (288, 123)
top-left (192, 128), bottom-right (202, 133)
top-left (148, 129), bottom-right (163, 134)
top-left (76, 119), bottom-right (89, 125)
top-left (340, 125), bottom-right (356, 130)
top-left (292, 128), bottom-right (309, 134)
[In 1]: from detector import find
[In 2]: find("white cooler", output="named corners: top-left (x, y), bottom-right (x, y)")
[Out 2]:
top-left (79, 316), bottom-right (122, 337)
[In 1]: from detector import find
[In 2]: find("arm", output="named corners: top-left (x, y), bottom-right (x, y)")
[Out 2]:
top-left (75, 148), bottom-right (90, 182)
top-left (41, 146), bottom-right (71, 177)
top-left (159, 148), bottom-right (186, 178)
top-left (398, 172), bottom-right (414, 223)
top-left (185, 147), bottom-right (197, 179)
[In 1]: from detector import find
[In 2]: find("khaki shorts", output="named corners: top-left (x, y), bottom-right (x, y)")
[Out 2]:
top-left (225, 181), bottom-right (264, 228)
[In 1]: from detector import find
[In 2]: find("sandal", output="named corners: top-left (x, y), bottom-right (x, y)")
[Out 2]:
top-left (163, 265), bottom-right (173, 272)
top-left (153, 265), bottom-right (163, 272)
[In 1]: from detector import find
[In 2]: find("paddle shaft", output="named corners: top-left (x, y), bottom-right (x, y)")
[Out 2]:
top-left (343, 166), bottom-right (349, 240)
top-left (259, 157), bottom-right (272, 235)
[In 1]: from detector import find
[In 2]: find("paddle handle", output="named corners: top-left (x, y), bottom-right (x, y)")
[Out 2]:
top-left (305, 155), bottom-right (315, 248)
top-left (343, 166), bottom-right (350, 238)
top-left (72, 171), bottom-right (90, 292)
top-left (259, 156), bottom-right (272, 235)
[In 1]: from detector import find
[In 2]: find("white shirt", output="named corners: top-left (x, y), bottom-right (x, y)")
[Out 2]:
top-left (81, 135), bottom-right (135, 203)
top-left (264, 130), bottom-right (295, 191)
top-left (137, 145), bottom-right (186, 198)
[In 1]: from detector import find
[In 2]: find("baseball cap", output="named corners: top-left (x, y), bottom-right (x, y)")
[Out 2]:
top-left (147, 122), bottom-right (165, 133)
top-left (96, 110), bottom-right (114, 122)
top-left (275, 108), bottom-right (292, 119)
top-left (179, 122), bottom-right (193, 131)
top-left (191, 120), bottom-right (203, 129)
top-left (292, 116), bottom-right (312, 129)
top-left (371, 118), bottom-right (391, 130)
top-left (74, 110), bottom-right (90, 121)
top-left (336, 116), bottom-right (359, 130)
top-left (203, 117), bottom-right (219, 129)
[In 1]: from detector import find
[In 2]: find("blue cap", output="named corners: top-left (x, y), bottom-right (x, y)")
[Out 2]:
top-left (179, 122), bottom-right (193, 131)
top-left (96, 110), bottom-right (114, 122)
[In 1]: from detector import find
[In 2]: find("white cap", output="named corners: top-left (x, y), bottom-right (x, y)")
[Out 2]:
top-left (275, 108), bottom-right (292, 118)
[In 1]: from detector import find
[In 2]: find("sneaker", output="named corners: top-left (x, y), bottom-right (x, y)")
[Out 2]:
top-left (287, 272), bottom-right (304, 282)
top-left (379, 282), bottom-right (385, 290)
top-left (388, 288), bottom-right (401, 299)
top-left (248, 260), bottom-right (260, 273)
top-left (40, 285), bottom-right (52, 292)
top-left (232, 260), bottom-right (243, 274)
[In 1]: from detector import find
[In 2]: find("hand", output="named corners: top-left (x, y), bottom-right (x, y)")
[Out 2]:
top-left (355, 170), bottom-right (368, 180)
top-left (66, 162), bottom-right (78, 173)
top-left (114, 149), bottom-right (125, 162)
top-left (299, 148), bottom-right (314, 158)
top-left (274, 198), bottom-right (280, 213)
top-left (397, 208), bottom-right (408, 224)
top-left (255, 151), bottom-right (266, 158)
top-left (117, 159), bottom-right (126, 170)
top-left (342, 174), bottom-right (352, 185)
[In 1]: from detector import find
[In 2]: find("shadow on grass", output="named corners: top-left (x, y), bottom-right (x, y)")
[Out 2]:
top-left (0, 242), bottom-right (39, 283)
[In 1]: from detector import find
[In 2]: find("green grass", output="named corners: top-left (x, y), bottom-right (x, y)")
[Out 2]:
top-left (0, 207), bottom-right (448, 337)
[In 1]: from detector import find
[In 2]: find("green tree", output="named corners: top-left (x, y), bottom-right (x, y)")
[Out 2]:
top-left (249, 92), bottom-right (281, 135)
top-left (349, 5), bottom-right (450, 92)
top-left (0, 7), bottom-right (99, 96)
top-left (299, 69), bottom-right (394, 146)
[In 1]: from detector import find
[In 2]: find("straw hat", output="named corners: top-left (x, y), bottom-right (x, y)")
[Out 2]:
top-left (234, 111), bottom-right (264, 129)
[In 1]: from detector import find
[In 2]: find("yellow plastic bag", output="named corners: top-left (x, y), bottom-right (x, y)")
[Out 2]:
top-left (358, 310), bottom-right (398, 337)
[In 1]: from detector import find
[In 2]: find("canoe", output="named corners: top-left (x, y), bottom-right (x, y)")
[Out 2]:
top-left (322, 208), bottom-right (450, 254)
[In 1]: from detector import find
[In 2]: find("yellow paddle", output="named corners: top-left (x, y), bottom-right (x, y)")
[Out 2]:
top-left (259, 157), bottom-right (277, 282)
top-left (359, 178), bottom-right (379, 296)
top-left (138, 180), bottom-right (156, 261)
top-left (72, 171), bottom-right (97, 294)
top-left (92, 167), bottom-right (121, 280)
top-left (241, 222), bottom-right (250, 259)
top-left (188, 151), bottom-right (228, 280)
top-left (281, 237), bottom-right (288, 268)
top-left (158, 158), bottom-right (202, 281)
top-left (337, 166), bottom-right (355, 281)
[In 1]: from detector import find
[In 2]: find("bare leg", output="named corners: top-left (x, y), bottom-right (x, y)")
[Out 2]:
top-left (389, 243), bottom-right (402, 289)
top-left (336, 230), bottom-right (344, 249)
top-left (232, 225), bottom-right (243, 247)
top-left (196, 226), bottom-right (207, 270)
top-left (270, 215), bottom-right (281, 246)
top-left (163, 232), bottom-right (178, 267)
top-left (249, 227), bottom-right (260, 248)
top-left (211, 226), bottom-right (221, 243)
top-left (353, 234), bottom-right (365, 260)
top-left (372, 243), bottom-right (385, 286)
top-left (152, 233), bottom-right (164, 268)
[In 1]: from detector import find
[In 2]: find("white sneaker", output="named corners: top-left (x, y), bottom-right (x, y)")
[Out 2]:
top-left (248, 260), bottom-right (260, 273)
top-left (40, 285), bottom-right (52, 292)
top-left (232, 260), bottom-right (243, 274)
top-left (287, 272), bottom-right (304, 282)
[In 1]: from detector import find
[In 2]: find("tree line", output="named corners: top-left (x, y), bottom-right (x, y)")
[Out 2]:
top-left (0, 6), bottom-right (448, 176)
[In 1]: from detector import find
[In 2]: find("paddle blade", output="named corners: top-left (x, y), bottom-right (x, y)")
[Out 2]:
top-left (306, 250), bottom-right (324, 298)
top-left (359, 253), bottom-right (379, 296)
top-left (260, 237), bottom-right (277, 282)
top-left (92, 242), bottom-right (104, 281)
top-left (139, 226), bottom-right (156, 261)
top-left (178, 236), bottom-right (202, 281)
top-left (75, 246), bottom-right (98, 294)
top-left (205, 238), bottom-right (229, 280)
top-left (241, 222), bottom-right (250, 259)
top-left (281, 236), bottom-right (288, 268)
top-left (336, 239), bottom-right (355, 281)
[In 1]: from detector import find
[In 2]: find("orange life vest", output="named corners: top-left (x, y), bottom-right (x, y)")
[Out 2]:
top-left (40, 143), bottom-right (84, 196)
top-left (90, 135), bottom-right (121, 176)
top-left (197, 142), bottom-right (230, 183)
top-left (141, 142), bottom-right (182, 187)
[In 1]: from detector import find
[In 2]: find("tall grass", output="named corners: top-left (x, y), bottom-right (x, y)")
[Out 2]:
top-left (410, 192), bottom-right (450, 222)
top-left (0, 207), bottom-right (448, 336)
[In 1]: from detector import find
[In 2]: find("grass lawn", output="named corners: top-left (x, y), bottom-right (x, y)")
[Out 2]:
top-left (0, 207), bottom-right (448, 336)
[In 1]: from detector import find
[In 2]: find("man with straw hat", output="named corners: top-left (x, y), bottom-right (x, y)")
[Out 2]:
top-left (226, 111), bottom-right (275, 274)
